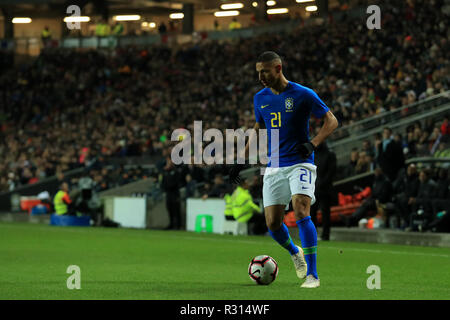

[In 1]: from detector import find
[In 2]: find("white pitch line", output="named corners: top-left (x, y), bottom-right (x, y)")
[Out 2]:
top-left (1, 223), bottom-right (449, 258)
top-left (320, 245), bottom-right (450, 258)
top-left (175, 235), bottom-right (450, 258)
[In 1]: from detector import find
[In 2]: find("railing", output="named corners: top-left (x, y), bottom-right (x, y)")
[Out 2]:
top-left (329, 91), bottom-right (450, 143)
top-left (405, 157), bottom-right (450, 167)
top-left (328, 92), bottom-right (450, 165)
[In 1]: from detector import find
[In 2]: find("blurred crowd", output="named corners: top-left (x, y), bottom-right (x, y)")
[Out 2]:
top-left (342, 163), bottom-right (450, 232)
top-left (0, 0), bottom-right (449, 193)
top-left (65, 164), bottom-right (159, 194)
top-left (342, 116), bottom-right (450, 179)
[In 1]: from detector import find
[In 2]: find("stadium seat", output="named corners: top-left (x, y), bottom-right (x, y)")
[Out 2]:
top-left (283, 202), bottom-right (366, 227)
top-left (222, 220), bottom-right (248, 236)
top-left (49, 214), bottom-right (90, 227)
top-left (20, 198), bottom-right (41, 213)
top-left (30, 204), bottom-right (49, 215)
top-left (317, 203), bottom-right (363, 224)
top-left (284, 211), bottom-right (297, 228)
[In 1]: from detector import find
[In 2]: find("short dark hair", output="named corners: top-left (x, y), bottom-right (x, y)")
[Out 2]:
top-left (256, 51), bottom-right (281, 63)
top-left (383, 127), bottom-right (392, 134)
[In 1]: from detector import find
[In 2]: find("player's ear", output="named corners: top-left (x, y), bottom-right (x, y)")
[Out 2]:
top-left (275, 64), bottom-right (282, 73)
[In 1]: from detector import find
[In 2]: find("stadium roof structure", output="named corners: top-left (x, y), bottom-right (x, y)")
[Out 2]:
top-left (0, 0), bottom-right (298, 18)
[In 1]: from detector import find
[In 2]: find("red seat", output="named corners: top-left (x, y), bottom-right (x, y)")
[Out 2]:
top-left (283, 202), bottom-right (364, 227)
top-left (20, 198), bottom-right (42, 213)
top-left (316, 202), bottom-right (362, 224)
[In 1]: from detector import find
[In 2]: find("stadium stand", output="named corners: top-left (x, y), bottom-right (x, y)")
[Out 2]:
top-left (0, 0), bottom-right (449, 235)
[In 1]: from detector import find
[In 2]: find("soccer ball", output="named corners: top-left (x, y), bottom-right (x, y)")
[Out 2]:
top-left (248, 255), bottom-right (279, 285)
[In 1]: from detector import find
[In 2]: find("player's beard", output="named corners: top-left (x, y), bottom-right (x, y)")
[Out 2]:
top-left (263, 76), bottom-right (277, 88)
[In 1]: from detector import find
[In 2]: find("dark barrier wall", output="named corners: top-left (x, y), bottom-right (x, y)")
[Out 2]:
top-left (0, 168), bottom-right (86, 212)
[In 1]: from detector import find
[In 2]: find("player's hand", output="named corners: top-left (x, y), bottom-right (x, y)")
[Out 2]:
top-left (229, 164), bottom-right (245, 184)
top-left (296, 142), bottom-right (316, 159)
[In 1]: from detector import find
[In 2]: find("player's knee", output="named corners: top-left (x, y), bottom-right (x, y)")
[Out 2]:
top-left (294, 209), bottom-right (309, 220)
top-left (292, 197), bottom-right (310, 220)
top-left (265, 215), bottom-right (283, 231)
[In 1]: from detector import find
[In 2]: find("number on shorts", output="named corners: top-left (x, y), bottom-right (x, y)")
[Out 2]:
top-left (299, 168), bottom-right (312, 184)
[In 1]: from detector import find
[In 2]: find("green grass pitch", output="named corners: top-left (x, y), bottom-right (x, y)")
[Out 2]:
top-left (0, 222), bottom-right (449, 300)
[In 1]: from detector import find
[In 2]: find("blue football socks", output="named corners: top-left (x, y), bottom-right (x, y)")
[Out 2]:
top-left (296, 216), bottom-right (318, 279)
top-left (268, 223), bottom-right (299, 256)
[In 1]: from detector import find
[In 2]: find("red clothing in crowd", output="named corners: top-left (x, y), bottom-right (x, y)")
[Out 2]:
top-left (441, 120), bottom-right (450, 136)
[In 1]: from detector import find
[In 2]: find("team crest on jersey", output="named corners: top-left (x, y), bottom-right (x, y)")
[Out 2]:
top-left (285, 97), bottom-right (294, 112)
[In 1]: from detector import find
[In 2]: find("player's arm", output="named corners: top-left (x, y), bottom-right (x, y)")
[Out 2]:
top-left (297, 110), bottom-right (338, 158)
top-left (310, 111), bottom-right (338, 148)
top-left (296, 88), bottom-right (339, 158)
top-left (243, 121), bottom-right (261, 160)
top-left (230, 121), bottom-right (262, 184)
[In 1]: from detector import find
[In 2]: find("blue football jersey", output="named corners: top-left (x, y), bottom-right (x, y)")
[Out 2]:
top-left (254, 81), bottom-right (329, 167)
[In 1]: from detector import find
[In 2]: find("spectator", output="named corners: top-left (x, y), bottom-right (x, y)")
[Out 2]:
top-left (361, 139), bottom-right (375, 158)
top-left (53, 182), bottom-right (73, 216)
top-left (426, 168), bottom-right (450, 232)
top-left (202, 174), bottom-right (229, 199)
top-left (231, 178), bottom-right (266, 235)
top-left (433, 139), bottom-right (450, 159)
top-left (310, 142), bottom-right (337, 241)
top-left (224, 193), bottom-right (234, 220)
top-left (441, 115), bottom-right (450, 137)
top-left (354, 151), bottom-right (372, 174)
top-left (161, 157), bottom-right (182, 230)
top-left (376, 127), bottom-right (405, 181)
top-left (112, 22), bottom-right (124, 36)
top-left (213, 20), bottom-right (222, 31)
top-left (342, 167), bottom-right (393, 227)
top-left (434, 168), bottom-right (449, 200)
top-left (73, 183), bottom-right (102, 225)
top-left (95, 19), bottom-right (110, 37)
top-left (41, 26), bottom-right (51, 48)
top-left (248, 173), bottom-right (263, 201)
top-left (391, 163), bottom-right (420, 228)
top-left (228, 18), bottom-right (242, 30)
top-left (407, 169), bottom-right (438, 231)
top-left (184, 173), bottom-right (197, 198)
top-left (0, 0), bottom-right (449, 193)
top-left (158, 22), bottom-right (167, 34)
top-left (344, 148), bottom-right (359, 177)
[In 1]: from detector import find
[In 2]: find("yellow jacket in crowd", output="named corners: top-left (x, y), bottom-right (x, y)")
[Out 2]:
top-left (230, 186), bottom-right (260, 223)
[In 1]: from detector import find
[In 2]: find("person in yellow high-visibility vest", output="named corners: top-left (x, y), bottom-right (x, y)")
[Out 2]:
top-left (228, 18), bottom-right (242, 30)
top-left (95, 21), bottom-right (104, 36)
top-left (231, 179), bottom-right (266, 235)
top-left (53, 182), bottom-right (73, 215)
top-left (41, 26), bottom-right (51, 48)
top-left (95, 20), bottom-right (110, 37)
top-left (112, 22), bottom-right (124, 36)
top-left (103, 23), bottom-right (111, 36)
top-left (224, 194), bottom-right (234, 220)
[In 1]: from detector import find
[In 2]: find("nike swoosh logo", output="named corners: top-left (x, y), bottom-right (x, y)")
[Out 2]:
top-left (261, 105), bottom-right (269, 109)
